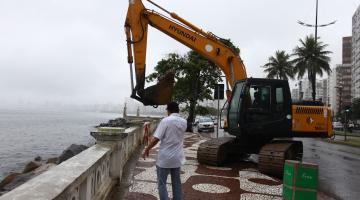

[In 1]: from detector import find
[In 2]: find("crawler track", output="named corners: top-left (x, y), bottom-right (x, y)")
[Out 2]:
top-left (258, 140), bottom-right (303, 177)
top-left (197, 137), bottom-right (235, 166)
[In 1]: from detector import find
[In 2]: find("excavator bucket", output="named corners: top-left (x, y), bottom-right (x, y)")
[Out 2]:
top-left (137, 71), bottom-right (175, 106)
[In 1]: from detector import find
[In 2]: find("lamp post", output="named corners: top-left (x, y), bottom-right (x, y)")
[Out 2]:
top-left (297, 0), bottom-right (336, 43)
top-left (297, 0), bottom-right (336, 101)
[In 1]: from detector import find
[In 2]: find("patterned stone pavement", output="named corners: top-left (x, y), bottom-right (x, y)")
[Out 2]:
top-left (124, 133), bottom-right (284, 200)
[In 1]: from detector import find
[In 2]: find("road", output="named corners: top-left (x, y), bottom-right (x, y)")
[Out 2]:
top-left (300, 137), bottom-right (360, 200)
top-left (197, 126), bottom-right (360, 200)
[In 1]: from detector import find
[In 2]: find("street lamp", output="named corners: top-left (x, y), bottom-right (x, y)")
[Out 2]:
top-left (297, 0), bottom-right (337, 43)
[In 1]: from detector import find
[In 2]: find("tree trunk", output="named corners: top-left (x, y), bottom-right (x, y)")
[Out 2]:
top-left (186, 72), bottom-right (200, 132)
top-left (311, 73), bottom-right (316, 101)
top-left (186, 100), bottom-right (196, 132)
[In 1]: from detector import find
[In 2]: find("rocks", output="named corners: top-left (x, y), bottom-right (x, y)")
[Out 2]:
top-left (0, 173), bottom-right (21, 191)
top-left (34, 156), bottom-right (42, 162)
top-left (58, 144), bottom-right (88, 163)
top-left (46, 157), bottom-right (59, 164)
top-left (1, 172), bottom-right (36, 192)
top-left (22, 161), bottom-right (41, 173)
top-left (97, 118), bottom-right (129, 128)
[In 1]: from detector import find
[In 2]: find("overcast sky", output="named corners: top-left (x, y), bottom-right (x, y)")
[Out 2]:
top-left (0, 0), bottom-right (359, 107)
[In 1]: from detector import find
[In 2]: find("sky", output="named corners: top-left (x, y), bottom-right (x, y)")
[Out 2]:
top-left (0, 0), bottom-right (359, 107)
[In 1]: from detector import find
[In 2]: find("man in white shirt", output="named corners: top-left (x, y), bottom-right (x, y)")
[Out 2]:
top-left (142, 102), bottom-right (187, 200)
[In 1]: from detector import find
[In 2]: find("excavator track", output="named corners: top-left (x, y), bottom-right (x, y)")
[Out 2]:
top-left (258, 140), bottom-right (303, 177)
top-left (197, 137), bottom-right (235, 166)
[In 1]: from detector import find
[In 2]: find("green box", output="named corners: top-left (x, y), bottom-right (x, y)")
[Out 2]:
top-left (296, 163), bottom-right (318, 189)
top-left (283, 160), bottom-right (318, 200)
top-left (283, 185), bottom-right (317, 200)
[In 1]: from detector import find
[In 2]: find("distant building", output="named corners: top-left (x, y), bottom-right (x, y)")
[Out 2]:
top-left (343, 36), bottom-right (352, 64)
top-left (296, 79), bottom-right (326, 102)
top-left (299, 78), bottom-right (326, 101)
top-left (291, 88), bottom-right (299, 100)
top-left (322, 79), bottom-right (329, 105)
top-left (329, 64), bottom-right (352, 116)
top-left (353, 7), bottom-right (360, 99)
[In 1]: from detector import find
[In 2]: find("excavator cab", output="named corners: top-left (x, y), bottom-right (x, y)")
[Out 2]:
top-left (227, 78), bottom-right (292, 138)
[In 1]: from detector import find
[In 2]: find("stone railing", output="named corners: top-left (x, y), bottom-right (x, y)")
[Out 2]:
top-left (0, 117), bottom-right (159, 200)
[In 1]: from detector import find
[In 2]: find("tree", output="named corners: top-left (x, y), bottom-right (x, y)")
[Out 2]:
top-left (292, 35), bottom-right (332, 101)
top-left (262, 50), bottom-right (294, 80)
top-left (147, 51), bottom-right (222, 131)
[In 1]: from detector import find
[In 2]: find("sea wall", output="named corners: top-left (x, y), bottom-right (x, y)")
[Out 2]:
top-left (0, 116), bottom-right (159, 200)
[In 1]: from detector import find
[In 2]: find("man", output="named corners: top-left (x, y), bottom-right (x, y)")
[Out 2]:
top-left (142, 102), bottom-right (187, 200)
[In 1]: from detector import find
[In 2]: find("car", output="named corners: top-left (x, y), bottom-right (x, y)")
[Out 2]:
top-left (193, 116), bottom-right (201, 126)
top-left (197, 117), bottom-right (215, 133)
top-left (210, 116), bottom-right (218, 125)
top-left (332, 121), bottom-right (343, 130)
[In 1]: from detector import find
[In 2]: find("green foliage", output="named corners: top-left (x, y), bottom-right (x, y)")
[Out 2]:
top-left (219, 38), bottom-right (240, 54)
top-left (292, 35), bottom-right (332, 101)
top-left (147, 50), bottom-right (222, 131)
top-left (196, 105), bottom-right (218, 116)
top-left (352, 98), bottom-right (360, 119)
top-left (262, 50), bottom-right (294, 80)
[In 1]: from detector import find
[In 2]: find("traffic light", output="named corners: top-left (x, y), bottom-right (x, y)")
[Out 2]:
top-left (214, 84), bottom-right (224, 100)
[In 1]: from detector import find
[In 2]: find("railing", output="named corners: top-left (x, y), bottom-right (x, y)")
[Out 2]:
top-left (0, 117), bottom-right (159, 200)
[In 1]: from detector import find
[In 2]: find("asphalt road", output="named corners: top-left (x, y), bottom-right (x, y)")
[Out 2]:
top-left (300, 137), bottom-right (360, 200)
top-left (196, 126), bottom-right (360, 200)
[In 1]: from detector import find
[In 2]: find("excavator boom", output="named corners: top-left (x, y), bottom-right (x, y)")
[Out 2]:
top-left (125, 0), bottom-right (246, 105)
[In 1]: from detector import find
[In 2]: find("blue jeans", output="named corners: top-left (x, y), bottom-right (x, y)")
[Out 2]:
top-left (156, 166), bottom-right (182, 200)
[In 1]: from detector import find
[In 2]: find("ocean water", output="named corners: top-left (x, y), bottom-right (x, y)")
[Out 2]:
top-left (0, 109), bottom-right (121, 180)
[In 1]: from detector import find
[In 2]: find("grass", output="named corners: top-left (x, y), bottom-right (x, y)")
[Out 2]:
top-left (323, 136), bottom-right (360, 148)
top-left (333, 131), bottom-right (360, 137)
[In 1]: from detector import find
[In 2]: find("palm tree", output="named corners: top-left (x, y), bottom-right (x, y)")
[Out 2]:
top-left (293, 35), bottom-right (332, 101)
top-left (263, 50), bottom-right (294, 80)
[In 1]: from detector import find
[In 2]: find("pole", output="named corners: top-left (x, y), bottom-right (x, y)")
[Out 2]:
top-left (344, 111), bottom-right (347, 141)
top-left (216, 84), bottom-right (220, 138)
top-left (315, 0), bottom-right (318, 43)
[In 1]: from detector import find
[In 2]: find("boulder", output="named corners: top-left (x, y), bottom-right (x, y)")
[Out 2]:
top-left (1, 172), bottom-right (36, 192)
top-left (46, 157), bottom-right (59, 164)
top-left (0, 173), bottom-right (21, 191)
top-left (22, 161), bottom-right (41, 173)
top-left (0, 164), bottom-right (56, 195)
top-left (34, 156), bottom-right (42, 162)
top-left (58, 144), bottom-right (88, 163)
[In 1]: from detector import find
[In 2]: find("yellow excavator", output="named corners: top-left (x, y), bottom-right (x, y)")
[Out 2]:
top-left (125, 0), bottom-right (333, 176)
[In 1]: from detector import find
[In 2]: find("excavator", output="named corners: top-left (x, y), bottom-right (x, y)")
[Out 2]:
top-left (125, 0), bottom-right (333, 176)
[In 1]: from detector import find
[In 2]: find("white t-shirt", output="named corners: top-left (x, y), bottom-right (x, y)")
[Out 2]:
top-left (153, 113), bottom-right (187, 168)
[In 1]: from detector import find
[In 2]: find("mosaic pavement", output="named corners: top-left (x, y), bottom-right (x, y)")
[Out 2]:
top-left (124, 133), bottom-right (283, 200)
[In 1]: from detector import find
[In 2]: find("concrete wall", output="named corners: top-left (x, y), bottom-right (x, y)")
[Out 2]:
top-left (0, 118), bottom-right (159, 200)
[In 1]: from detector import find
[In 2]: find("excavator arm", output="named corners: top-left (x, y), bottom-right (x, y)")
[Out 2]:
top-left (125, 0), bottom-right (247, 106)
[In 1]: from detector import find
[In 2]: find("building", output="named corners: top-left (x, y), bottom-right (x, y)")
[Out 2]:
top-left (296, 79), bottom-right (326, 102)
top-left (291, 88), bottom-right (299, 100)
top-left (353, 7), bottom-right (360, 99)
top-left (329, 64), bottom-right (352, 116)
top-left (322, 79), bottom-right (329, 105)
top-left (343, 36), bottom-right (352, 64)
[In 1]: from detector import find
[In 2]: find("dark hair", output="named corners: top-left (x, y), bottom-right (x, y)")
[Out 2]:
top-left (166, 102), bottom-right (179, 113)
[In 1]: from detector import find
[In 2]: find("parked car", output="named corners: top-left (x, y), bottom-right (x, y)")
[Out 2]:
top-left (210, 116), bottom-right (218, 125)
top-left (193, 116), bottom-right (201, 125)
top-left (332, 121), bottom-right (343, 130)
top-left (197, 117), bottom-right (215, 132)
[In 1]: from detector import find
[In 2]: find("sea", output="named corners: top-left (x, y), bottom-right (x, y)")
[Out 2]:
top-left (0, 109), bottom-right (121, 181)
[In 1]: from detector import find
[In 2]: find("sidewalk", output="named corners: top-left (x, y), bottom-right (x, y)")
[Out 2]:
top-left (123, 133), bottom-right (333, 200)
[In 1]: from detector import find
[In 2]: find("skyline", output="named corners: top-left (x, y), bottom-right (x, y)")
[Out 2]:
top-left (0, 0), bottom-right (359, 106)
